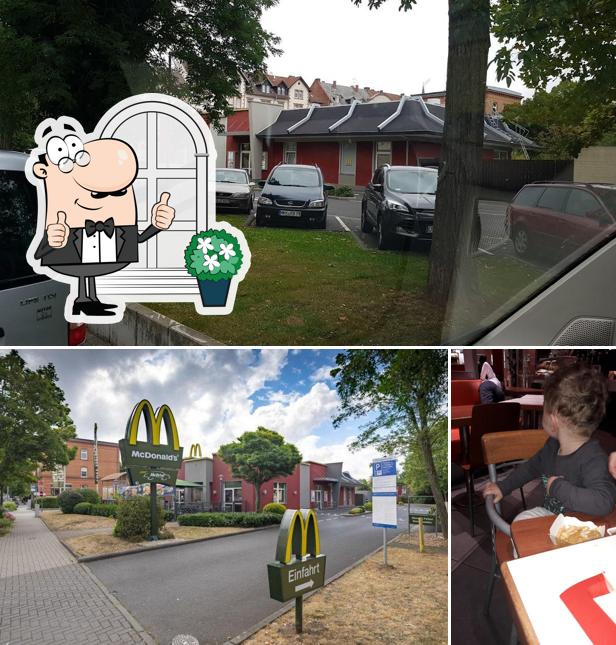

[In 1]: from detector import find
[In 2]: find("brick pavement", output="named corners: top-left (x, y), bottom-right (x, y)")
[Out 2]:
top-left (0, 508), bottom-right (154, 645)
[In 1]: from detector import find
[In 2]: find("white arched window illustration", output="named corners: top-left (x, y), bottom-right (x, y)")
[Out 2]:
top-left (93, 95), bottom-right (216, 300)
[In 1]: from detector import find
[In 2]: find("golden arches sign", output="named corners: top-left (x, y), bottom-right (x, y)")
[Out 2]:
top-left (189, 443), bottom-right (202, 459)
top-left (275, 509), bottom-right (321, 565)
top-left (126, 399), bottom-right (180, 450)
top-left (119, 399), bottom-right (183, 486)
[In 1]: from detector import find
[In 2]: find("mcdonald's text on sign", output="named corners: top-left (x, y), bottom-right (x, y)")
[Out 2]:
top-left (267, 509), bottom-right (326, 603)
top-left (119, 400), bottom-right (183, 486)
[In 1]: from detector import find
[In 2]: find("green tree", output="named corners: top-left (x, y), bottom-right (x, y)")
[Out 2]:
top-left (331, 349), bottom-right (448, 533)
top-left (0, 0), bottom-right (280, 147)
top-left (218, 427), bottom-right (302, 512)
top-left (400, 416), bottom-right (447, 498)
top-left (0, 351), bottom-right (76, 504)
top-left (503, 81), bottom-right (616, 159)
top-left (352, 0), bottom-right (615, 306)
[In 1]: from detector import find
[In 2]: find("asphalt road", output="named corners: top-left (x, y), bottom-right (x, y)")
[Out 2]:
top-left (87, 507), bottom-right (409, 645)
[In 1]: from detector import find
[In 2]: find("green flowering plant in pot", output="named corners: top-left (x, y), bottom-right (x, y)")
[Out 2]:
top-left (184, 229), bottom-right (245, 307)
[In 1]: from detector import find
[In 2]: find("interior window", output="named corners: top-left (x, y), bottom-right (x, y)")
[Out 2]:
top-left (513, 186), bottom-right (545, 207)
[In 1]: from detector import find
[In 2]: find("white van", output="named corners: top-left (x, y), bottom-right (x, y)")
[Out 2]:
top-left (0, 151), bottom-right (85, 345)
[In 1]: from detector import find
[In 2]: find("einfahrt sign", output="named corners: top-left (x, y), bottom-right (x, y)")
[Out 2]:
top-left (267, 509), bottom-right (326, 633)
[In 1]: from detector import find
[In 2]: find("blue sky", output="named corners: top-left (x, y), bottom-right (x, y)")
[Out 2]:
top-left (11, 348), bottom-right (380, 479)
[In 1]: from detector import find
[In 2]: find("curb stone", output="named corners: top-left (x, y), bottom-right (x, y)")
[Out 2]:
top-left (225, 532), bottom-right (405, 644)
top-left (89, 303), bottom-right (224, 346)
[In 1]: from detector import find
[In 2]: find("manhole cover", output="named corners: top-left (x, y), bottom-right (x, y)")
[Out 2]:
top-left (171, 635), bottom-right (199, 645)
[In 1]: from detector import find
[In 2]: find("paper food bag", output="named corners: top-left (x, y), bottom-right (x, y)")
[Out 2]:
top-left (549, 513), bottom-right (605, 546)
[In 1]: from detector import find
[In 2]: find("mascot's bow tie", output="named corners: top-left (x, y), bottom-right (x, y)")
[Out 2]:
top-left (85, 218), bottom-right (115, 238)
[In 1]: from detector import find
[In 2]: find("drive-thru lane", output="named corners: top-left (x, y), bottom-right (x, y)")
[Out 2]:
top-left (87, 507), bottom-right (409, 645)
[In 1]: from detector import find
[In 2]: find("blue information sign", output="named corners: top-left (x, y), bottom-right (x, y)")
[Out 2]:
top-left (372, 459), bottom-right (397, 478)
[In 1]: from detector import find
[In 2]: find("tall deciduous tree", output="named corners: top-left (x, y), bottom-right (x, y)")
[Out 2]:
top-left (0, 350), bottom-right (76, 503)
top-left (0, 0), bottom-right (280, 148)
top-left (331, 349), bottom-right (448, 533)
top-left (218, 427), bottom-right (302, 512)
top-left (353, 0), bottom-right (614, 308)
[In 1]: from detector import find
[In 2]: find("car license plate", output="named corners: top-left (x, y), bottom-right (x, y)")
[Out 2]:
top-left (279, 210), bottom-right (302, 217)
top-left (217, 198), bottom-right (231, 204)
top-left (426, 225), bottom-right (433, 234)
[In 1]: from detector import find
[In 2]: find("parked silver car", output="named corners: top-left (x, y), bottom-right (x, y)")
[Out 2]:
top-left (215, 168), bottom-right (254, 212)
top-left (0, 151), bottom-right (85, 345)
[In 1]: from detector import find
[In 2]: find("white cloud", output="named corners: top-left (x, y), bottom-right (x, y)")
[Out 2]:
top-left (309, 365), bottom-right (335, 382)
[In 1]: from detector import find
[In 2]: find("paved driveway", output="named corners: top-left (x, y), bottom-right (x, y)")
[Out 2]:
top-left (87, 507), bottom-right (409, 645)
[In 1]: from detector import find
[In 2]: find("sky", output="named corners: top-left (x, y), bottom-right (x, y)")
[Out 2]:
top-left (11, 348), bottom-right (382, 480)
top-left (261, 0), bottom-right (533, 98)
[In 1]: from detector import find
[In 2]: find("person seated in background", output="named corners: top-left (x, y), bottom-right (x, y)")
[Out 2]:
top-left (479, 360), bottom-right (505, 404)
top-left (483, 364), bottom-right (616, 521)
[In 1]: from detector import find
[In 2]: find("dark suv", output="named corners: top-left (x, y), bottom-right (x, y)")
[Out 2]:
top-left (256, 164), bottom-right (333, 228)
top-left (361, 165), bottom-right (438, 249)
top-left (507, 182), bottom-right (616, 258)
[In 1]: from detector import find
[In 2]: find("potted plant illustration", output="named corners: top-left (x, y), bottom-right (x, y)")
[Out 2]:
top-left (184, 229), bottom-right (244, 307)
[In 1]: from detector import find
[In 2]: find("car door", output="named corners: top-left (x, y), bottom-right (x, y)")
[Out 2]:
top-left (532, 186), bottom-right (570, 252)
top-left (0, 164), bottom-right (69, 345)
top-left (366, 168), bottom-right (383, 224)
top-left (561, 188), bottom-right (612, 254)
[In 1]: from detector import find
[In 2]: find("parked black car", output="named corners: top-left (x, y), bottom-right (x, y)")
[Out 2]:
top-left (216, 168), bottom-right (254, 213)
top-left (361, 165), bottom-right (438, 249)
top-left (256, 164), bottom-right (334, 228)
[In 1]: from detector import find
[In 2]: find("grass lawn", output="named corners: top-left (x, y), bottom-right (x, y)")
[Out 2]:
top-left (247, 532), bottom-right (447, 644)
top-left (40, 509), bottom-right (115, 531)
top-left (148, 216), bottom-right (444, 345)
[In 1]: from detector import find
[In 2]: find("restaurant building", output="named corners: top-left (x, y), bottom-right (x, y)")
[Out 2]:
top-left (178, 452), bottom-right (363, 512)
top-left (36, 438), bottom-right (120, 497)
top-left (217, 95), bottom-right (537, 186)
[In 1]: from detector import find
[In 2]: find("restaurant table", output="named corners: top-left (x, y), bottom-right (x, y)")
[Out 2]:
top-left (512, 508), bottom-right (616, 558)
top-left (503, 394), bottom-right (544, 429)
top-left (502, 535), bottom-right (616, 645)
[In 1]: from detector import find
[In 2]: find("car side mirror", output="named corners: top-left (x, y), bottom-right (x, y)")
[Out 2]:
top-left (324, 184), bottom-right (335, 191)
top-left (257, 180), bottom-right (266, 188)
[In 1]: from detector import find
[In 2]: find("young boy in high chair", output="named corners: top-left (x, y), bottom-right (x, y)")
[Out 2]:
top-left (483, 364), bottom-right (616, 523)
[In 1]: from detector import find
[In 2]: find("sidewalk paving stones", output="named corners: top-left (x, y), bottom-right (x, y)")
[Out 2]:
top-left (0, 508), bottom-right (153, 645)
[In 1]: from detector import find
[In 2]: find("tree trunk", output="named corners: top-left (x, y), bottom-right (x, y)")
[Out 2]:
top-left (428, 0), bottom-right (491, 310)
top-left (417, 432), bottom-right (448, 535)
top-left (255, 482), bottom-right (261, 513)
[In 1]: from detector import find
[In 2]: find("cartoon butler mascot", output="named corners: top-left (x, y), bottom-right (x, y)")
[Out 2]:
top-left (27, 117), bottom-right (175, 319)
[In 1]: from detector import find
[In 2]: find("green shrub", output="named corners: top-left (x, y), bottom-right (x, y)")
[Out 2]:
top-left (349, 506), bottom-right (365, 515)
top-left (37, 496), bottom-right (59, 508)
top-left (163, 510), bottom-right (175, 522)
top-left (77, 488), bottom-right (100, 505)
top-left (58, 490), bottom-right (84, 514)
top-left (73, 502), bottom-right (92, 515)
top-left (91, 503), bottom-right (117, 518)
top-left (159, 528), bottom-right (175, 540)
top-left (362, 501), bottom-right (373, 512)
top-left (114, 496), bottom-right (164, 540)
top-left (0, 517), bottom-right (12, 535)
top-left (262, 502), bottom-right (286, 515)
top-left (2, 501), bottom-right (17, 511)
top-left (330, 185), bottom-right (355, 197)
top-left (177, 512), bottom-right (282, 528)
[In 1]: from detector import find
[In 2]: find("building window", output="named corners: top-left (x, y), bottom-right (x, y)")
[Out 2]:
top-left (494, 150), bottom-right (509, 160)
top-left (293, 103), bottom-right (302, 109)
top-left (375, 141), bottom-right (392, 169)
top-left (273, 482), bottom-right (287, 504)
top-left (261, 151), bottom-right (268, 171)
top-left (227, 151), bottom-right (235, 168)
top-left (283, 142), bottom-right (297, 165)
top-left (80, 449), bottom-right (88, 460)
top-left (80, 467), bottom-right (88, 479)
top-left (294, 89), bottom-right (304, 99)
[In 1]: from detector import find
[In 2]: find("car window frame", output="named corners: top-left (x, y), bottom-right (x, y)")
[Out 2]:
top-left (535, 186), bottom-right (571, 212)
top-left (564, 188), bottom-right (605, 220)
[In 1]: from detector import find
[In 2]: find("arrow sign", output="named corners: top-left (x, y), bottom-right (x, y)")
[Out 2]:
top-left (295, 580), bottom-right (314, 593)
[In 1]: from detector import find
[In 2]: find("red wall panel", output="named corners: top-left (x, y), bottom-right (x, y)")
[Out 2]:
top-left (356, 141), bottom-right (374, 186)
top-left (297, 141), bottom-right (340, 184)
top-left (392, 141), bottom-right (406, 165)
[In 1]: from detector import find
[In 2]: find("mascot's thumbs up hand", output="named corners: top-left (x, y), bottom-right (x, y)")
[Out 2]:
top-left (152, 192), bottom-right (175, 230)
top-left (47, 211), bottom-right (69, 248)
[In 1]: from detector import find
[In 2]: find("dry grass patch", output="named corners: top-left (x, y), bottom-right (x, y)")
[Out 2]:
top-left (40, 510), bottom-right (115, 531)
top-left (247, 533), bottom-right (447, 645)
top-left (63, 526), bottom-right (250, 557)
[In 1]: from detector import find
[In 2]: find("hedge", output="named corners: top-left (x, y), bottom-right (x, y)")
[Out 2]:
top-left (362, 501), bottom-right (373, 512)
top-left (38, 496), bottom-right (59, 508)
top-left (349, 507), bottom-right (365, 515)
top-left (73, 502), bottom-right (92, 515)
top-left (58, 491), bottom-right (84, 514)
top-left (91, 503), bottom-right (117, 518)
top-left (114, 496), bottom-right (164, 540)
top-left (177, 512), bottom-right (282, 528)
top-left (77, 488), bottom-right (100, 505)
top-left (2, 501), bottom-right (17, 511)
top-left (262, 502), bottom-right (286, 515)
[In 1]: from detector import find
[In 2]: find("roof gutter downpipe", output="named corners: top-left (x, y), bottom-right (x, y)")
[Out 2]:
top-left (287, 104), bottom-right (318, 134)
